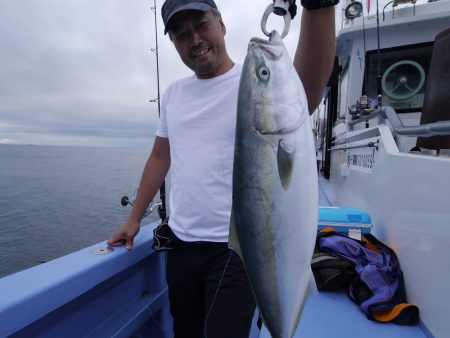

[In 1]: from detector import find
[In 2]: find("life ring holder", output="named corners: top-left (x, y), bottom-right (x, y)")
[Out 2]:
top-left (381, 60), bottom-right (425, 100)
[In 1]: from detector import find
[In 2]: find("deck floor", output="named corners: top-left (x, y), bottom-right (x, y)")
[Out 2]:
top-left (258, 291), bottom-right (427, 338)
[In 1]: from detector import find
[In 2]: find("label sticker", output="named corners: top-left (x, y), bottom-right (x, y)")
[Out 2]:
top-left (346, 148), bottom-right (375, 174)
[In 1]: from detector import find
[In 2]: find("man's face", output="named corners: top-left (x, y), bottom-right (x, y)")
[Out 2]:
top-left (168, 10), bottom-right (229, 79)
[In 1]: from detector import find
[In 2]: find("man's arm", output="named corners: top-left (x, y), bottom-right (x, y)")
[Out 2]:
top-left (107, 136), bottom-right (170, 250)
top-left (294, 7), bottom-right (336, 114)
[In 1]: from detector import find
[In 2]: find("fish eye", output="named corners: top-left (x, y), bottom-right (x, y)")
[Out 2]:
top-left (256, 66), bottom-right (270, 81)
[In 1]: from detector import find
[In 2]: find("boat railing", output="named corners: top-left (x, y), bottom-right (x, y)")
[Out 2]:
top-left (348, 106), bottom-right (450, 139)
top-left (0, 224), bottom-right (174, 337)
top-left (384, 106), bottom-right (450, 137)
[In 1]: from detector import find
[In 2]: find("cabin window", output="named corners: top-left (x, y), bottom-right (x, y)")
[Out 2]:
top-left (363, 43), bottom-right (433, 112)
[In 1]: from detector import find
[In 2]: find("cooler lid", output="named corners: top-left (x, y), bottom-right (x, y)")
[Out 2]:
top-left (319, 206), bottom-right (372, 225)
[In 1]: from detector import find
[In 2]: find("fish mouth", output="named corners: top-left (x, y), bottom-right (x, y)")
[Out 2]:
top-left (248, 38), bottom-right (283, 59)
top-left (250, 30), bottom-right (283, 45)
top-left (249, 38), bottom-right (281, 50)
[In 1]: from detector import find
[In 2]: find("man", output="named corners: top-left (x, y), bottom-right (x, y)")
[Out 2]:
top-left (108, 0), bottom-right (336, 337)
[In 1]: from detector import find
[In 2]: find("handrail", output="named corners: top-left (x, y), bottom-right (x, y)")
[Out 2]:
top-left (348, 106), bottom-right (450, 138)
top-left (381, 106), bottom-right (403, 129)
top-left (331, 141), bottom-right (379, 151)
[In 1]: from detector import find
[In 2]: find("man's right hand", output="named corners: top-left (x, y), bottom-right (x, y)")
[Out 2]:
top-left (107, 220), bottom-right (141, 251)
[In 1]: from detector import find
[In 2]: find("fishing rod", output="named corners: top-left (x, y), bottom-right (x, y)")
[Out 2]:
top-left (151, 0), bottom-right (161, 118)
top-left (121, 2), bottom-right (166, 221)
top-left (151, 0), bottom-right (167, 221)
top-left (376, 0), bottom-right (382, 107)
top-left (362, 10), bottom-right (368, 96)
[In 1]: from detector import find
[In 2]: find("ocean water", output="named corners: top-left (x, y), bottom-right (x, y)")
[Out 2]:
top-left (0, 143), bottom-right (162, 278)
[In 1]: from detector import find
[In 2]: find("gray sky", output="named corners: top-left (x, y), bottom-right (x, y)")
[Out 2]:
top-left (0, 0), bottom-right (424, 148)
top-left (0, 0), bottom-right (309, 148)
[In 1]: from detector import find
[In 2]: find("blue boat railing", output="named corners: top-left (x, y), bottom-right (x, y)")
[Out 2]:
top-left (0, 224), bottom-right (172, 338)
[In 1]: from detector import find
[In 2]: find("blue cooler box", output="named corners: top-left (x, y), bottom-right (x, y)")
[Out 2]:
top-left (318, 206), bottom-right (372, 238)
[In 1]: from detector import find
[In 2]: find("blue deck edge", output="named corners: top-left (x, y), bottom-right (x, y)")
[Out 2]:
top-left (0, 222), bottom-right (171, 337)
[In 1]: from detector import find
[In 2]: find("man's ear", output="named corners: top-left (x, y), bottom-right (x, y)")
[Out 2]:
top-left (219, 17), bottom-right (226, 35)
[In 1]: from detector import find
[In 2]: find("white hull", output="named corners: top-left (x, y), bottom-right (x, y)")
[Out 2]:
top-left (320, 125), bottom-right (450, 336)
top-left (318, 1), bottom-right (450, 336)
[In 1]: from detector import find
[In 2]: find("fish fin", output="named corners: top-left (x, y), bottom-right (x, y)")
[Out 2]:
top-left (228, 209), bottom-right (244, 260)
top-left (277, 139), bottom-right (295, 190)
top-left (300, 272), bottom-right (318, 317)
top-left (291, 271), bottom-right (318, 337)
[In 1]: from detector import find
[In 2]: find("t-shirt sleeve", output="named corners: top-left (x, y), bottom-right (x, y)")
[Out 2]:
top-left (155, 89), bottom-right (169, 138)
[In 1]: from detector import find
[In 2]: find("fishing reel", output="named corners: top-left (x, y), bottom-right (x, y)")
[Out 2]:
top-left (121, 190), bottom-right (164, 219)
top-left (348, 95), bottom-right (374, 120)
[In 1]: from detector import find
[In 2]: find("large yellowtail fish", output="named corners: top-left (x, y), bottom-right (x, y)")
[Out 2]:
top-left (229, 31), bottom-right (318, 338)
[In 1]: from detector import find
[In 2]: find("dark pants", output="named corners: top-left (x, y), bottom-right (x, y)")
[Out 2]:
top-left (166, 242), bottom-right (256, 338)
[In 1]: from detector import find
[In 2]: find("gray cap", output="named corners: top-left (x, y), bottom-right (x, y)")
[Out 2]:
top-left (161, 0), bottom-right (218, 34)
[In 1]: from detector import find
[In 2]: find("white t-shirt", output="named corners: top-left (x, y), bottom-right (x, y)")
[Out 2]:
top-left (156, 64), bottom-right (242, 242)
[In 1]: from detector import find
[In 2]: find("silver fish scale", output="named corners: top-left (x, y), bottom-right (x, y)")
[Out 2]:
top-left (229, 32), bottom-right (318, 338)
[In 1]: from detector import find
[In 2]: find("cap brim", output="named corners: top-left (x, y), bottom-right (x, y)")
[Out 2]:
top-left (164, 3), bottom-right (213, 34)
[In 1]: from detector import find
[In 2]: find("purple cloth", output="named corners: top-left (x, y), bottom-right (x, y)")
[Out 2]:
top-left (319, 234), bottom-right (404, 317)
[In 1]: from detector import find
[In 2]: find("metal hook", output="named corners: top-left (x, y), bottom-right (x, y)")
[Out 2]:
top-left (273, 0), bottom-right (291, 16)
top-left (261, 3), bottom-right (291, 39)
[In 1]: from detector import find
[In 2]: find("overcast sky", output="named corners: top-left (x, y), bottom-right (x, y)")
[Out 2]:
top-left (0, 0), bottom-right (308, 148)
top-left (1, 0), bottom-right (412, 148)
